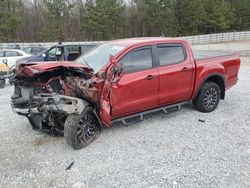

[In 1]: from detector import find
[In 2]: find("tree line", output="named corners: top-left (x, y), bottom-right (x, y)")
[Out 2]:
top-left (0, 0), bottom-right (250, 42)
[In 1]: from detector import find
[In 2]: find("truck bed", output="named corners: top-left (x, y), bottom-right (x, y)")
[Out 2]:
top-left (193, 50), bottom-right (237, 60)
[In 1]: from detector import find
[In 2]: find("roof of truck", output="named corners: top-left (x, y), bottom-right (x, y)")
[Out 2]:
top-left (109, 37), bottom-right (185, 47)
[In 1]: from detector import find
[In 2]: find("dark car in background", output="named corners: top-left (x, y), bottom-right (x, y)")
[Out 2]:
top-left (22, 46), bottom-right (47, 55)
top-left (16, 44), bottom-right (98, 64)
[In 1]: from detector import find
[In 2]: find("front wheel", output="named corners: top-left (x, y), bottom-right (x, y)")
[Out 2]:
top-left (64, 106), bottom-right (101, 149)
top-left (193, 82), bottom-right (221, 113)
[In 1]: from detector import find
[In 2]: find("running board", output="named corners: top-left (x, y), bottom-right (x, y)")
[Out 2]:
top-left (112, 101), bottom-right (191, 126)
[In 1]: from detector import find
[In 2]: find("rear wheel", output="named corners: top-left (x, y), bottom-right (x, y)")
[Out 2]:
top-left (64, 106), bottom-right (101, 149)
top-left (193, 82), bottom-right (221, 113)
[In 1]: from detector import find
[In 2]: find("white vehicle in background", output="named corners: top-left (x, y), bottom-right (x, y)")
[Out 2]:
top-left (0, 49), bottom-right (32, 68)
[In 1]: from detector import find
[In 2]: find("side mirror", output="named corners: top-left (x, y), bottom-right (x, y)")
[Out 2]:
top-left (111, 64), bottom-right (123, 74)
top-left (107, 55), bottom-right (123, 83)
top-left (42, 53), bottom-right (46, 58)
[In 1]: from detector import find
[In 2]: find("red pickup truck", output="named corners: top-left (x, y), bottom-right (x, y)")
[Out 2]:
top-left (11, 38), bottom-right (241, 149)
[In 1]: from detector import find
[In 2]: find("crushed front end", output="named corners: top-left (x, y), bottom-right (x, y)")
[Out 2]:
top-left (11, 62), bottom-right (103, 135)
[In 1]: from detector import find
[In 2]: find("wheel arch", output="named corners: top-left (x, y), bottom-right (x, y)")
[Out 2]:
top-left (195, 73), bottom-right (225, 100)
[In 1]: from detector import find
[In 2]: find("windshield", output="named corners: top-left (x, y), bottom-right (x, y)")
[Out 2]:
top-left (76, 43), bottom-right (125, 73)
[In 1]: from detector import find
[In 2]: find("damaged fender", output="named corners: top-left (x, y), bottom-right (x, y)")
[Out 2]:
top-left (100, 55), bottom-right (123, 127)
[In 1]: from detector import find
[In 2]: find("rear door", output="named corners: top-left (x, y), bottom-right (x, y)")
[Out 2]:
top-left (110, 45), bottom-right (159, 118)
top-left (156, 43), bottom-right (194, 105)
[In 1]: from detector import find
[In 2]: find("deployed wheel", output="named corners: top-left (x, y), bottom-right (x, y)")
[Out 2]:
top-left (0, 79), bottom-right (6, 88)
top-left (193, 82), bottom-right (221, 113)
top-left (64, 106), bottom-right (101, 149)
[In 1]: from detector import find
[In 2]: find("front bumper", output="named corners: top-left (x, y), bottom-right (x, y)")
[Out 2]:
top-left (11, 105), bottom-right (29, 115)
top-left (11, 104), bottom-right (39, 116)
top-left (12, 93), bottom-right (89, 116)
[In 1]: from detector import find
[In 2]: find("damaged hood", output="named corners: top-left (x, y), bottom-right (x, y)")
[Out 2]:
top-left (15, 61), bottom-right (93, 78)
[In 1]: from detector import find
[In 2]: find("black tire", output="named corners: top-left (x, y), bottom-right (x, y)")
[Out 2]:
top-left (0, 79), bottom-right (6, 89)
top-left (193, 82), bottom-right (221, 113)
top-left (64, 106), bottom-right (101, 149)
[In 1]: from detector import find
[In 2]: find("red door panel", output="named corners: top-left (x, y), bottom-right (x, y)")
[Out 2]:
top-left (111, 68), bottom-right (159, 118)
top-left (158, 60), bottom-right (194, 105)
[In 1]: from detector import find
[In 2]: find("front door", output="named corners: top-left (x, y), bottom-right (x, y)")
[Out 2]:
top-left (110, 46), bottom-right (159, 118)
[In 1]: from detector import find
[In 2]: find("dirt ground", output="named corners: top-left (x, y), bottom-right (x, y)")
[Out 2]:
top-left (0, 41), bottom-right (249, 188)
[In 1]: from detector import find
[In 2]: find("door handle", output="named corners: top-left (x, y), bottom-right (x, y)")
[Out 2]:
top-left (145, 75), bottom-right (157, 80)
top-left (181, 67), bottom-right (192, 72)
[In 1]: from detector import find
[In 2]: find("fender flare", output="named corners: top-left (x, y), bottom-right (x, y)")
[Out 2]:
top-left (193, 73), bottom-right (226, 99)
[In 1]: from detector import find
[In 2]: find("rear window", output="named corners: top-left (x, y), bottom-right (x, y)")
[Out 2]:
top-left (157, 44), bottom-right (185, 66)
top-left (0, 51), bottom-right (4, 57)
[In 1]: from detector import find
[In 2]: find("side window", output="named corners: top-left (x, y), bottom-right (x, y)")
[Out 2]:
top-left (157, 44), bottom-right (185, 66)
top-left (67, 46), bottom-right (81, 61)
top-left (46, 47), bottom-right (58, 61)
top-left (5, 51), bottom-right (19, 57)
top-left (55, 47), bottom-right (64, 61)
top-left (55, 47), bottom-right (63, 55)
top-left (48, 47), bottom-right (56, 57)
top-left (46, 47), bottom-right (64, 61)
top-left (120, 47), bottom-right (153, 73)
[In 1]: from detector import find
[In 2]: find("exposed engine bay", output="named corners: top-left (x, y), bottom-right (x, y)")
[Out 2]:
top-left (11, 64), bottom-right (103, 136)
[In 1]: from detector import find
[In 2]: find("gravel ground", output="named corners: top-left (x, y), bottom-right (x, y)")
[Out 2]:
top-left (0, 46), bottom-right (250, 188)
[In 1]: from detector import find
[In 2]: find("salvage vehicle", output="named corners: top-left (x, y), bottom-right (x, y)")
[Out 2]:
top-left (16, 44), bottom-right (98, 64)
top-left (11, 38), bottom-right (241, 149)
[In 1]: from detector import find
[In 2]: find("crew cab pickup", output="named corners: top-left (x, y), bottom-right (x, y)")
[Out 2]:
top-left (11, 38), bottom-right (241, 149)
